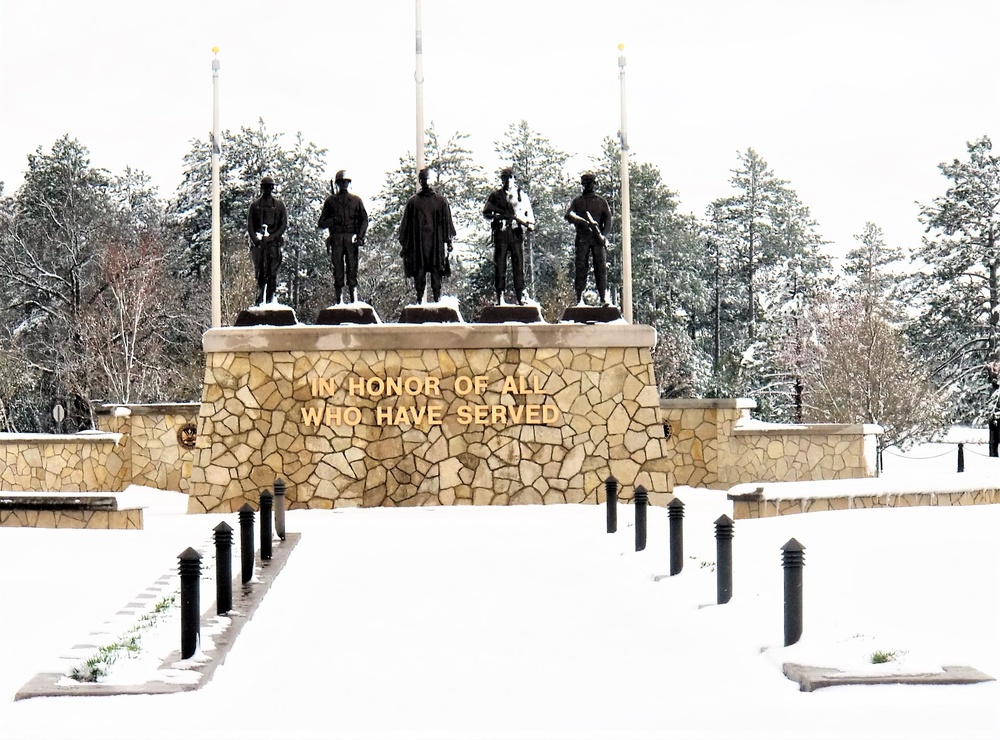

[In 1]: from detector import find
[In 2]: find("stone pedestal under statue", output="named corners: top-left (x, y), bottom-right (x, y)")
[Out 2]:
top-left (234, 304), bottom-right (297, 327)
top-left (315, 304), bottom-right (380, 325)
top-left (189, 323), bottom-right (669, 513)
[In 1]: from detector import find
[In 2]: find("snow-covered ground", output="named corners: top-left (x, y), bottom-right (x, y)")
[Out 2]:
top-left (0, 438), bottom-right (997, 739)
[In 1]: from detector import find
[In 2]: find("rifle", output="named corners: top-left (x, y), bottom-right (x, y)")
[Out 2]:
top-left (568, 210), bottom-right (607, 246)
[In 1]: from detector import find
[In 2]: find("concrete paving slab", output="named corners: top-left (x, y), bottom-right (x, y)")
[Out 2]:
top-left (783, 662), bottom-right (996, 692)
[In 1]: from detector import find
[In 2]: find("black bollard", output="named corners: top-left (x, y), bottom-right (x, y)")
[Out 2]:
top-left (274, 477), bottom-right (287, 541)
top-left (238, 503), bottom-right (255, 584)
top-left (633, 485), bottom-right (648, 552)
top-left (715, 515), bottom-right (734, 604)
top-left (781, 538), bottom-right (806, 646)
top-left (213, 521), bottom-right (233, 615)
top-left (605, 475), bottom-right (618, 534)
top-left (668, 497), bottom-right (685, 575)
top-left (260, 489), bottom-right (273, 561)
top-left (178, 547), bottom-right (202, 660)
top-left (957, 443), bottom-right (965, 473)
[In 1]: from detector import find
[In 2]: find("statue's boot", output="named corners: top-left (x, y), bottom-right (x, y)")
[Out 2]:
top-left (348, 287), bottom-right (357, 303)
top-left (600, 292), bottom-right (609, 306)
top-left (515, 292), bottom-right (524, 306)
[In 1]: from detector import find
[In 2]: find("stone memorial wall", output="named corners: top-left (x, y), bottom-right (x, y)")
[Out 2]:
top-left (189, 324), bottom-right (671, 513)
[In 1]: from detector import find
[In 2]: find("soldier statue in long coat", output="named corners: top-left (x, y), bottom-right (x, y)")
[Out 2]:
top-left (398, 167), bottom-right (456, 303)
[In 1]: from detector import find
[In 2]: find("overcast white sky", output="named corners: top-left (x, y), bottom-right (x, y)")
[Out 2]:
top-left (2, 0), bottom-right (998, 260)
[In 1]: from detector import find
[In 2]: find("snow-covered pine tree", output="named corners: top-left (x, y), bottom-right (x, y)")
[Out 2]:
top-left (908, 136), bottom-right (1000, 454)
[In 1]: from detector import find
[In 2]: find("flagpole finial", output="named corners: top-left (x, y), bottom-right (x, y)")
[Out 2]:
top-left (212, 46), bottom-right (219, 55)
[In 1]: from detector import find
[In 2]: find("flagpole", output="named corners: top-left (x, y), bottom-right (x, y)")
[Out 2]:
top-left (414, 0), bottom-right (425, 180)
top-left (618, 44), bottom-right (633, 324)
top-left (210, 47), bottom-right (222, 328)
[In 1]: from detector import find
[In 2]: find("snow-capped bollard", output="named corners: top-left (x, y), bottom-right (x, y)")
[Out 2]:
top-left (178, 547), bottom-right (202, 660)
top-left (213, 521), bottom-right (233, 615)
top-left (957, 443), bottom-right (965, 473)
top-left (605, 475), bottom-right (618, 534)
top-left (668, 497), bottom-right (685, 576)
top-left (781, 538), bottom-right (806, 646)
top-left (633, 485), bottom-right (648, 552)
top-left (259, 489), bottom-right (273, 561)
top-left (715, 515), bottom-right (734, 604)
top-left (238, 503), bottom-right (255, 584)
top-left (273, 477), bottom-right (287, 540)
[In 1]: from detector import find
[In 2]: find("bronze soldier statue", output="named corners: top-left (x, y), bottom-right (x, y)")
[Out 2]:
top-left (247, 175), bottom-right (287, 305)
top-left (398, 168), bottom-right (456, 303)
top-left (483, 166), bottom-right (526, 305)
top-left (317, 170), bottom-right (369, 304)
top-left (565, 171), bottom-right (612, 305)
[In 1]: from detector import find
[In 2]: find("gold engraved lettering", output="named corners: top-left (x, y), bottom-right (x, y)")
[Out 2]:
top-left (347, 377), bottom-right (364, 397)
top-left (376, 406), bottom-right (392, 425)
top-left (455, 376), bottom-right (473, 395)
top-left (301, 406), bottom-right (323, 426)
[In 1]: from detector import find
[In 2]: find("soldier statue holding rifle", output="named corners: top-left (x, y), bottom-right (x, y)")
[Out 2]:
top-left (317, 170), bottom-right (368, 304)
top-left (482, 166), bottom-right (531, 306)
top-left (565, 171), bottom-right (612, 306)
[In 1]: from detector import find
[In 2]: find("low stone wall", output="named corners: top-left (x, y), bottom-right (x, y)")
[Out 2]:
top-left (0, 507), bottom-right (143, 529)
top-left (0, 433), bottom-right (128, 492)
top-left (190, 324), bottom-right (670, 513)
top-left (729, 481), bottom-right (999, 520)
top-left (95, 403), bottom-right (200, 494)
top-left (661, 399), bottom-right (881, 489)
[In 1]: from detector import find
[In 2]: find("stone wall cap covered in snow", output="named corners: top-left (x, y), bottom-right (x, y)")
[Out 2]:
top-left (203, 323), bottom-right (657, 353)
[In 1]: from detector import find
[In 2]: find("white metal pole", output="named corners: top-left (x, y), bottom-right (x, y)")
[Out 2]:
top-left (618, 44), bottom-right (633, 324)
top-left (415, 0), bottom-right (425, 180)
top-left (211, 47), bottom-right (222, 328)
